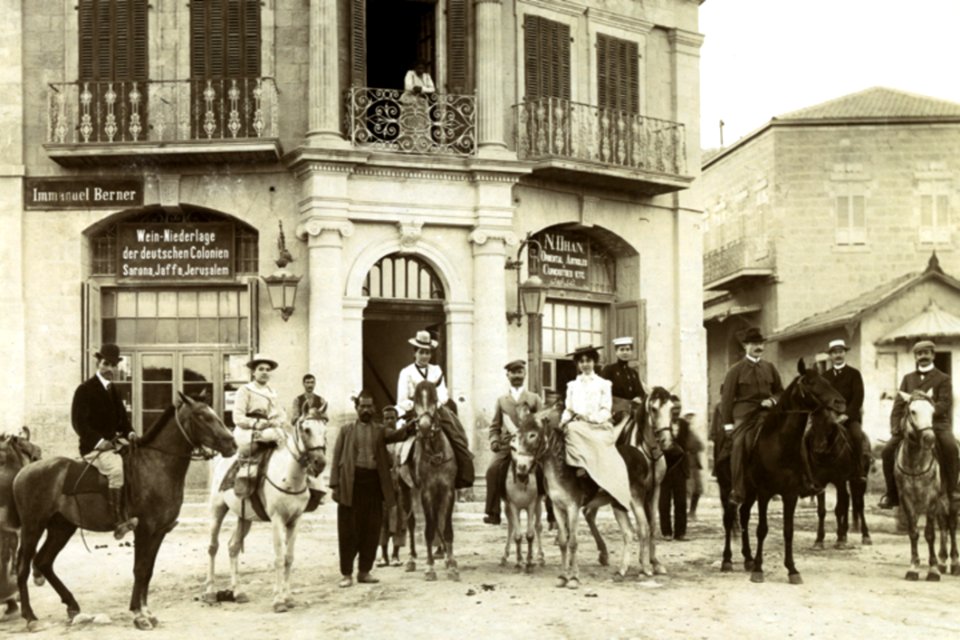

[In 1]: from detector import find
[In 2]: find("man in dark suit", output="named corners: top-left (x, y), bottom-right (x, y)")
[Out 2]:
top-left (659, 395), bottom-right (690, 540)
top-left (483, 360), bottom-right (544, 525)
top-left (70, 344), bottom-right (138, 540)
top-left (879, 339), bottom-right (957, 508)
top-left (330, 390), bottom-right (411, 587)
top-left (823, 339), bottom-right (868, 480)
top-left (601, 336), bottom-right (656, 454)
top-left (720, 328), bottom-right (784, 505)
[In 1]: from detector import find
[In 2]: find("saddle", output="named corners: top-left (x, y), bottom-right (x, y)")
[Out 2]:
top-left (63, 459), bottom-right (110, 496)
top-left (220, 452), bottom-right (273, 522)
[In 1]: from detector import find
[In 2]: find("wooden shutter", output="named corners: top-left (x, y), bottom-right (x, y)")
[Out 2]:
top-left (612, 300), bottom-right (646, 380)
top-left (350, 0), bottom-right (366, 86)
top-left (597, 33), bottom-right (638, 113)
top-left (78, 0), bottom-right (148, 82)
top-left (523, 15), bottom-right (570, 101)
top-left (446, 0), bottom-right (468, 93)
top-left (190, 0), bottom-right (261, 79)
top-left (246, 278), bottom-right (259, 354)
top-left (83, 281), bottom-right (103, 379)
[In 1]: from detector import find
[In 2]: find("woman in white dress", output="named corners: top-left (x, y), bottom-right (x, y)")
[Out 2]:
top-left (561, 345), bottom-right (632, 509)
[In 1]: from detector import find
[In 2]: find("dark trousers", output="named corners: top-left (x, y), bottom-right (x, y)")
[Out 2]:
top-left (484, 450), bottom-right (555, 522)
top-left (659, 456), bottom-right (687, 538)
top-left (882, 427), bottom-right (959, 500)
top-left (337, 468), bottom-right (383, 577)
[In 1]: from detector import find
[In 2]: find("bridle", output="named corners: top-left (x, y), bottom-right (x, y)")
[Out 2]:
top-left (896, 395), bottom-right (937, 477)
top-left (139, 403), bottom-right (221, 460)
top-left (416, 409), bottom-right (452, 466)
top-left (264, 417), bottom-right (328, 495)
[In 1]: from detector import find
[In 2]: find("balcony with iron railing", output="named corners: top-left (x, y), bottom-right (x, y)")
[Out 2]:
top-left (703, 236), bottom-right (776, 291)
top-left (344, 87), bottom-right (476, 157)
top-left (44, 78), bottom-right (281, 167)
top-left (514, 97), bottom-right (692, 194)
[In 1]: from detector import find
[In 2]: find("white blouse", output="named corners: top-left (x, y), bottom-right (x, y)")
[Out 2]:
top-left (562, 373), bottom-right (613, 425)
top-left (397, 362), bottom-right (449, 412)
top-left (232, 382), bottom-right (287, 430)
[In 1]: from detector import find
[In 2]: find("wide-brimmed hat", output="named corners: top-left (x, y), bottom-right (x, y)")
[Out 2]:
top-left (567, 344), bottom-right (602, 360)
top-left (408, 330), bottom-right (439, 350)
top-left (95, 344), bottom-right (123, 366)
top-left (246, 353), bottom-right (278, 371)
top-left (504, 359), bottom-right (526, 372)
top-left (913, 339), bottom-right (937, 353)
top-left (740, 327), bottom-right (765, 344)
top-left (827, 339), bottom-right (850, 352)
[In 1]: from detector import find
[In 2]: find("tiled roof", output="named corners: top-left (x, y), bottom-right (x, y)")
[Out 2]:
top-left (775, 87), bottom-right (960, 121)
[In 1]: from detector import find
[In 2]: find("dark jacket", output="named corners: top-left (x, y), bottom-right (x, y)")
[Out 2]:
top-left (720, 358), bottom-right (784, 425)
top-left (827, 365), bottom-right (864, 420)
top-left (890, 368), bottom-right (952, 432)
top-left (489, 390), bottom-right (542, 448)
top-left (330, 420), bottom-right (408, 509)
top-left (291, 392), bottom-right (326, 424)
top-left (71, 375), bottom-right (131, 456)
top-left (600, 361), bottom-right (645, 401)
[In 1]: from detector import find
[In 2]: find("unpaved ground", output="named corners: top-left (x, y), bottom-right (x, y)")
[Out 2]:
top-left (4, 492), bottom-right (960, 640)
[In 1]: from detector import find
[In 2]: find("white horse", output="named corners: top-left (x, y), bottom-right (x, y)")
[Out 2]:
top-left (204, 412), bottom-right (327, 612)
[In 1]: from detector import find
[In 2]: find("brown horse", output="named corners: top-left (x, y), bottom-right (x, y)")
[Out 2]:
top-left (14, 392), bottom-right (236, 631)
top-left (0, 428), bottom-right (41, 622)
top-left (411, 380), bottom-right (459, 581)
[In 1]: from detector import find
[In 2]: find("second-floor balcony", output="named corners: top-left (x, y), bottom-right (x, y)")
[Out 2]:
top-left (345, 87), bottom-right (476, 157)
top-left (514, 98), bottom-right (692, 194)
top-left (704, 237), bottom-right (776, 291)
top-left (45, 78), bottom-right (281, 167)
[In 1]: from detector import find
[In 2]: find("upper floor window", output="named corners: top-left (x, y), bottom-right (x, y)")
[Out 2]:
top-left (835, 194), bottom-right (866, 246)
top-left (920, 193), bottom-right (951, 244)
top-left (523, 15), bottom-right (571, 101)
top-left (79, 0), bottom-right (148, 84)
top-left (597, 34), bottom-right (639, 114)
top-left (190, 0), bottom-right (261, 82)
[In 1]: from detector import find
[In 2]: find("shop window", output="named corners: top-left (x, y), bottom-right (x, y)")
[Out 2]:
top-left (542, 301), bottom-right (607, 393)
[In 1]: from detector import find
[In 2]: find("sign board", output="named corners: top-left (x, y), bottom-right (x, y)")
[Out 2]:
top-left (531, 230), bottom-right (591, 290)
top-left (24, 177), bottom-right (144, 210)
top-left (117, 222), bottom-right (235, 281)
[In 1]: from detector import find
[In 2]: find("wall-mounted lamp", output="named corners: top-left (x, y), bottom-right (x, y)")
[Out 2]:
top-left (505, 232), bottom-right (544, 326)
top-left (261, 221), bottom-right (301, 322)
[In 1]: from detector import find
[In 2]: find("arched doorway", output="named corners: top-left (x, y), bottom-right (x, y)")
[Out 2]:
top-left (362, 253), bottom-right (446, 411)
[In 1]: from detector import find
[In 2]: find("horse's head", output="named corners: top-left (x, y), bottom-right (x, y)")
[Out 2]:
top-left (792, 358), bottom-right (847, 420)
top-left (411, 380), bottom-right (444, 449)
top-left (297, 404), bottom-right (328, 475)
top-left (503, 404), bottom-right (542, 482)
top-left (644, 387), bottom-right (676, 451)
top-left (0, 426), bottom-right (41, 471)
top-left (176, 391), bottom-right (238, 458)
top-left (900, 389), bottom-right (936, 447)
top-left (807, 408), bottom-right (848, 457)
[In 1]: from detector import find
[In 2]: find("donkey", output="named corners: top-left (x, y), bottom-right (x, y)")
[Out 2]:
top-left (14, 393), bottom-right (236, 631)
top-left (894, 389), bottom-right (959, 581)
top-left (499, 407), bottom-right (545, 573)
top-left (0, 428), bottom-right (41, 622)
top-left (205, 407), bottom-right (327, 611)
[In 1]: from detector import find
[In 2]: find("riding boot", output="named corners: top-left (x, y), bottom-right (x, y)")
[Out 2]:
top-left (798, 422), bottom-right (823, 497)
top-left (109, 487), bottom-right (138, 540)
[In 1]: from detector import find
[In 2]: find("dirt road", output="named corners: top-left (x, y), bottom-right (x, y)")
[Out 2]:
top-left (4, 493), bottom-right (960, 640)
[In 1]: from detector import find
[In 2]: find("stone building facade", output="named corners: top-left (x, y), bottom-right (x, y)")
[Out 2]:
top-left (2, 0), bottom-right (706, 485)
top-left (701, 88), bottom-right (960, 438)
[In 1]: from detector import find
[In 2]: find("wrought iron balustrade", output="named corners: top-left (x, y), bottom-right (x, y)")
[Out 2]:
top-left (514, 98), bottom-right (687, 174)
top-left (345, 87), bottom-right (476, 156)
top-left (703, 237), bottom-right (775, 286)
top-left (46, 78), bottom-right (279, 144)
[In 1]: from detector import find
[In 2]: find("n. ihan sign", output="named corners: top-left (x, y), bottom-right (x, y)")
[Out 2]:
top-left (24, 177), bottom-right (144, 210)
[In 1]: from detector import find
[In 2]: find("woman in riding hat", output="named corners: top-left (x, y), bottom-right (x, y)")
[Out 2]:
top-left (560, 345), bottom-right (632, 510)
top-left (231, 354), bottom-right (288, 495)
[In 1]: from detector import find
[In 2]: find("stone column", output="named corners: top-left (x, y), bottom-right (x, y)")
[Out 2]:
top-left (445, 300), bottom-right (476, 450)
top-left (306, 0), bottom-right (348, 147)
top-left (474, 0), bottom-right (510, 156)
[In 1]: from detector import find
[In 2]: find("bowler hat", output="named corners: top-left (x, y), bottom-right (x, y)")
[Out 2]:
top-left (913, 339), bottom-right (937, 353)
top-left (740, 327), bottom-right (765, 344)
top-left (504, 359), bottom-right (526, 371)
top-left (246, 353), bottom-right (278, 371)
top-left (95, 344), bottom-right (123, 366)
top-left (827, 339), bottom-right (850, 352)
top-left (567, 344), bottom-right (602, 361)
top-left (408, 330), bottom-right (439, 350)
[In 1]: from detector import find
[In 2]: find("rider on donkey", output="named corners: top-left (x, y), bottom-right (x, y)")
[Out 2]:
top-left (559, 345), bottom-right (632, 510)
top-left (70, 344), bottom-right (138, 540)
top-left (396, 330), bottom-right (474, 489)
top-left (879, 339), bottom-right (958, 509)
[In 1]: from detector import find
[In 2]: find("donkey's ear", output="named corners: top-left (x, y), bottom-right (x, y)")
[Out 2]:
top-left (177, 390), bottom-right (196, 406)
top-left (503, 414), bottom-right (519, 436)
top-left (797, 358), bottom-right (807, 375)
top-left (19, 425), bottom-right (30, 441)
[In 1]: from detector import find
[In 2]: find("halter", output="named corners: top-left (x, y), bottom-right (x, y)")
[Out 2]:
top-left (288, 417), bottom-right (327, 469)
top-left (895, 395), bottom-right (937, 477)
top-left (416, 409), bottom-right (452, 466)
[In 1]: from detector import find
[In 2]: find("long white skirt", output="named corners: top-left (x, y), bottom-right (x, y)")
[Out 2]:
top-left (564, 420), bottom-right (632, 509)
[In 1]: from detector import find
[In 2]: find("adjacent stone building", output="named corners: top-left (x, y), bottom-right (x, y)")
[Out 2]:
top-left (3, 0), bottom-right (706, 485)
top-left (702, 87), bottom-right (960, 438)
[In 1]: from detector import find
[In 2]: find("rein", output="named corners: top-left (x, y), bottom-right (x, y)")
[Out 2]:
top-left (264, 420), bottom-right (328, 496)
top-left (137, 405), bottom-right (217, 460)
top-left (896, 399), bottom-right (938, 477)
top-left (416, 412), bottom-right (453, 466)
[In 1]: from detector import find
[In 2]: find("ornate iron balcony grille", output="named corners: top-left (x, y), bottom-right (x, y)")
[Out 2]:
top-left (703, 237), bottom-right (775, 285)
top-left (47, 78), bottom-right (279, 144)
top-left (345, 87), bottom-right (476, 156)
top-left (514, 98), bottom-right (687, 174)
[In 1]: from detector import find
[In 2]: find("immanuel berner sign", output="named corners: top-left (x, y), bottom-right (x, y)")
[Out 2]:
top-left (24, 177), bottom-right (143, 210)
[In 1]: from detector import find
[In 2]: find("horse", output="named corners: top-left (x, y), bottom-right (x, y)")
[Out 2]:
top-left (528, 387), bottom-right (676, 588)
top-left (411, 380), bottom-right (459, 581)
top-left (582, 387), bottom-right (677, 578)
top-left (714, 359), bottom-right (847, 584)
top-left (894, 389), bottom-right (959, 581)
top-left (14, 392), bottom-right (237, 631)
top-left (204, 407), bottom-right (328, 611)
top-left (806, 408), bottom-right (872, 549)
top-left (499, 406), bottom-right (545, 573)
top-left (0, 427), bottom-right (41, 622)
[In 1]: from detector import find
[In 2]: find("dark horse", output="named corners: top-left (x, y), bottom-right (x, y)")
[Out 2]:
top-left (807, 408), bottom-right (872, 549)
top-left (1, 428), bottom-right (41, 621)
top-left (14, 393), bottom-right (237, 631)
top-left (715, 359), bottom-right (846, 584)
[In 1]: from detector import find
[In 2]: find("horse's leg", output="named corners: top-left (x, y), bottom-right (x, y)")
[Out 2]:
top-left (281, 519), bottom-right (300, 609)
top-left (949, 503), bottom-right (960, 576)
top-left (566, 505), bottom-right (581, 589)
top-left (228, 518), bottom-right (253, 602)
top-left (422, 490), bottom-right (437, 581)
top-left (501, 498), bottom-right (514, 568)
top-left (852, 478), bottom-right (871, 545)
top-left (751, 497), bottom-right (768, 583)
top-left (902, 500), bottom-right (921, 580)
top-left (130, 528), bottom-right (168, 630)
top-left (203, 499), bottom-right (229, 603)
top-left (925, 506), bottom-right (941, 581)
top-left (583, 505), bottom-right (608, 567)
top-left (534, 496), bottom-right (545, 567)
top-left (814, 491), bottom-right (826, 550)
top-left (631, 495), bottom-right (652, 577)
top-left (836, 482), bottom-right (850, 548)
top-left (31, 518), bottom-right (80, 621)
top-left (740, 500), bottom-right (755, 572)
top-left (16, 524), bottom-right (44, 630)
top-left (611, 507), bottom-right (632, 582)
top-left (783, 494), bottom-right (802, 584)
top-left (524, 501), bottom-right (537, 573)
top-left (441, 488), bottom-right (458, 581)
top-left (553, 502), bottom-right (570, 588)
top-left (938, 506), bottom-right (948, 573)
top-left (720, 480), bottom-right (734, 572)
top-left (404, 486), bottom-right (418, 572)
top-left (270, 515), bottom-right (289, 612)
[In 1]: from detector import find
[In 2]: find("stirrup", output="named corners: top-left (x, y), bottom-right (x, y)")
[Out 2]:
top-left (113, 517), bottom-right (139, 540)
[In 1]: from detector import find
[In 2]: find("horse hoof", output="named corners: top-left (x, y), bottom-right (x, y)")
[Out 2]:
top-left (951, 565), bottom-right (960, 577)
top-left (743, 560), bottom-right (754, 572)
top-left (555, 576), bottom-right (568, 588)
top-left (499, 557), bottom-right (508, 567)
top-left (566, 578), bottom-right (580, 590)
top-left (612, 572), bottom-right (625, 583)
top-left (834, 541), bottom-right (849, 551)
top-left (284, 597), bottom-right (295, 609)
top-left (133, 615), bottom-right (154, 630)
top-left (26, 619), bottom-right (44, 633)
top-left (788, 574), bottom-right (803, 585)
top-left (538, 556), bottom-right (545, 567)
top-left (654, 565), bottom-right (667, 576)
top-left (33, 575), bottom-right (45, 587)
top-left (448, 570), bottom-right (460, 582)
top-left (66, 609), bottom-right (80, 622)
top-left (926, 572), bottom-right (941, 582)
top-left (938, 564), bottom-right (947, 574)
top-left (812, 541), bottom-right (824, 550)
top-left (273, 602), bottom-right (288, 613)
top-left (201, 592), bottom-right (218, 605)
top-left (148, 615), bottom-right (159, 627)
top-left (425, 570), bottom-right (437, 581)
top-left (514, 564), bottom-right (523, 573)
top-left (405, 561), bottom-right (416, 573)
top-left (598, 552), bottom-right (609, 567)
top-left (905, 571), bottom-right (919, 581)
top-left (750, 571), bottom-right (764, 583)
top-left (721, 561), bottom-right (734, 573)
top-left (234, 591), bottom-right (249, 604)
top-left (862, 536), bottom-right (872, 546)
top-left (525, 564), bottom-right (535, 575)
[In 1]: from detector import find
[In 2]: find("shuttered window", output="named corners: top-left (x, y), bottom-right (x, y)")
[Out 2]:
top-left (523, 15), bottom-right (571, 101)
top-left (190, 0), bottom-right (261, 80)
top-left (78, 0), bottom-right (148, 82)
top-left (597, 34), bottom-right (639, 114)
top-left (446, 0), bottom-right (469, 93)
